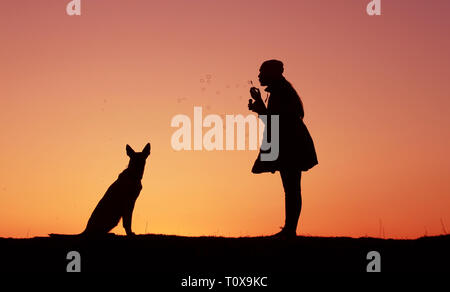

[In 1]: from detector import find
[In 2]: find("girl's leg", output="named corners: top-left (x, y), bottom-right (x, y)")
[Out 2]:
top-left (280, 169), bottom-right (302, 234)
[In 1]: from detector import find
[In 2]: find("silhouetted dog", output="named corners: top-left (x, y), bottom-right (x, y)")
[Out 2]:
top-left (82, 143), bottom-right (151, 237)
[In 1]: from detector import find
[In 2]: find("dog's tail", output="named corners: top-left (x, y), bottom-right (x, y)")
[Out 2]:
top-left (49, 229), bottom-right (88, 238)
top-left (48, 233), bottom-right (85, 238)
top-left (49, 231), bottom-right (116, 239)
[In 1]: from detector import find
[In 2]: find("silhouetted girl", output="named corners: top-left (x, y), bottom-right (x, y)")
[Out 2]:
top-left (248, 60), bottom-right (318, 238)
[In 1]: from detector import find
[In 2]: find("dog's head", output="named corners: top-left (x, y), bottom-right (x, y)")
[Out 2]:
top-left (126, 143), bottom-right (151, 171)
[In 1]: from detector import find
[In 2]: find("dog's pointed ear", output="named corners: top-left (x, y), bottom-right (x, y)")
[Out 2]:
top-left (126, 144), bottom-right (135, 157)
top-left (142, 143), bottom-right (151, 157)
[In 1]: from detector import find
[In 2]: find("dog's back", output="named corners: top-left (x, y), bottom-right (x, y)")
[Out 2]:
top-left (83, 143), bottom-right (150, 236)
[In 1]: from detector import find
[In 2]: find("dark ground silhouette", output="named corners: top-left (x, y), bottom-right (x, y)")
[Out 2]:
top-left (0, 234), bottom-right (448, 276)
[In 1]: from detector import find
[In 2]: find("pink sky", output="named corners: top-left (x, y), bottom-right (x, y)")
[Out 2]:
top-left (0, 0), bottom-right (449, 238)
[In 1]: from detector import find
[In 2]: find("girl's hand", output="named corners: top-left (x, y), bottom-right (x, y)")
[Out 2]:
top-left (250, 87), bottom-right (262, 101)
top-left (248, 99), bottom-right (266, 114)
top-left (248, 99), bottom-right (255, 111)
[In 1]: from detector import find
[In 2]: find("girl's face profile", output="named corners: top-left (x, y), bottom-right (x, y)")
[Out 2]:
top-left (258, 67), bottom-right (278, 86)
top-left (258, 68), bottom-right (271, 86)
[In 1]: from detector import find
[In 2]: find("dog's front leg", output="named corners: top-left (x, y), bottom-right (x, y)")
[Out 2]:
top-left (123, 201), bottom-right (136, 236)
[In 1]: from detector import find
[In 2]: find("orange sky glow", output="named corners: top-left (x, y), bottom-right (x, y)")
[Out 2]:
top-left (1, 0), bottom-right (449, 239)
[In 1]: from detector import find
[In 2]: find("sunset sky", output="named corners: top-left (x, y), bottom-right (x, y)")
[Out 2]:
top-left (0, 0), bottom-right (449, 239)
